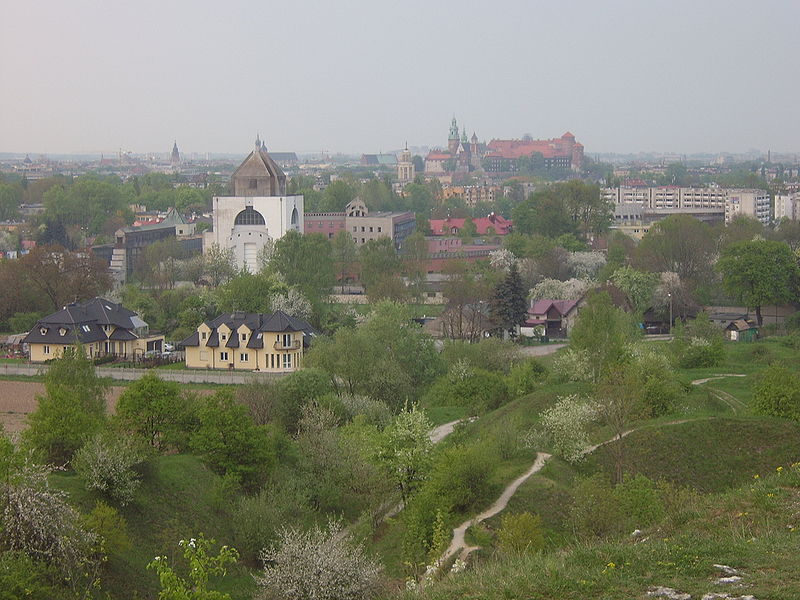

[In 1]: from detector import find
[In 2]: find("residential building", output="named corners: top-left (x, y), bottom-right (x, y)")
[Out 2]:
top-left (774, 192), bottom-right (800, 221)
top-left (22, 297), bottom-right (164, 362)
top-left (442, 184), bottom-right (500, 208)
top-left (526, 299), bottom-right (580, 339)
top-left (612, 203), bottom-right (725, 239)
top-left (305, 199), bottom-right (415, 248)
top-left (179, 310), bottom-right (315, 372)
top-left (205, 137), bottom-right (304, 272)
top-left (604, 186), bottom-right (771, 224)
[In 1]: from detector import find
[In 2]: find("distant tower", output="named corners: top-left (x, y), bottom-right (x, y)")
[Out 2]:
top-left (448, 117), bottom-right (459, 154)
top-left (170, 141), bottom-right (180, 166)
top-left (397, 142), bottom-right (415, 184)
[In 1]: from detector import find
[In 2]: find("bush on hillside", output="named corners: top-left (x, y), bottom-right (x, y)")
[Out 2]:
top-left (752, 365), bottom-right (800, 421)
top-left (497, 512), bottom-right (545, 554)
top-left (507, 359), bottom-right (549, 397)
top-left (258, 519), bottom-right (382, 600)
top-left (73, 432), bottom-right (146, 505)
top-left (441, 338), bottom-right (520, 374)
top-left (424, 364), bottom-right (510, 414)
top-left (670, 314), bottom-right (725, 368)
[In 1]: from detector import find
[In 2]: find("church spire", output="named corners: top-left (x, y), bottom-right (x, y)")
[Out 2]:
top-left (255, 132), bottom-right (261, 150)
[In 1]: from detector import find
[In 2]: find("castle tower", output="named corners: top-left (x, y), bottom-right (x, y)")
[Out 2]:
top-left (448, 117), bottom-right (459, 154)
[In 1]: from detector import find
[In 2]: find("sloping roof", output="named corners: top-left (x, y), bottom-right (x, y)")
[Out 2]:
top-left (22, 297), bottom-right (147, 346)
top-left (180, 310), bottom-right (316, 349)
top-left (232, 146), bottom-right (287, 196)
top-left (429, 214), bottom-right (513, 236)
top-left (529, 300), bottom-right (579, 318)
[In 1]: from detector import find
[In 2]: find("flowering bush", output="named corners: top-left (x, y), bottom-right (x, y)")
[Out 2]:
top-left (148, 533), bottom-right (239, 600)
top-left (1, 460), bottom-right (97, 580)
top-left (258, 519), bottom-right (382, 600)
top-left (73, 431), bottom-right (145, 505)
top-left (567, 251), bottom-right (606, 280)
top-left (552, 348), bottom-right (593, 383)
top-left (539, 395), bottom-right (596, 463)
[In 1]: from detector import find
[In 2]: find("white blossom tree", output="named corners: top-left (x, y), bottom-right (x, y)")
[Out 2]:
top-left (270, 287), bottom-right (313, 321)
top-left (567, 251), bottom-right (606, 280)
top-left (530, 278), bottom-right (591, 301)
top-left (536, 395), bottom-right (596, 463)
top-left (376, 404), bottom-right (433, 503)
top-left (73, 432), bottom-right (145, 505)
top-left (489, 248), bottom-right (517, 272)
top-left (258, 519), bottom-right (382, 600)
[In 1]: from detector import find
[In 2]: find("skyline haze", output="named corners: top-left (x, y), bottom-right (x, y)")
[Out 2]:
top-left (1, 0), bottom-right (798, 157)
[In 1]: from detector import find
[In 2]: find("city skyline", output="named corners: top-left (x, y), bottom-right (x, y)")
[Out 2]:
top-left (2, 0), bottom-right (798, 156)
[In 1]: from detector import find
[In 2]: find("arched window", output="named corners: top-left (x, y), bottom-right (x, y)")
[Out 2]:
top-left (290, 207), bottom-right (299, 227)
top-left (234, 207), bottom-right (266, 226)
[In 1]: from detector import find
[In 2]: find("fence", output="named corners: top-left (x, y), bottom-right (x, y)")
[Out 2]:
top-left (0, 363), bottom-right (286, 385)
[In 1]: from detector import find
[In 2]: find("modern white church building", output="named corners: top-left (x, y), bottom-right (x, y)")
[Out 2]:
top-left (205, 137), bottom-right (304, 272)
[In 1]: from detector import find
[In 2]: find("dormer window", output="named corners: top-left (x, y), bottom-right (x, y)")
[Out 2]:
top-left (221, 333), bottom-right (227, 341)
top-left (39, 327), bottom-right (47, 335)
top-left (82, 325), bottom-right (91, 332)
top-left (241, 333), bottom-right (247, 341)
top-left (59, 328), bottom-right (67, 336)
top-left (201, 331), bottom-right (207, 340)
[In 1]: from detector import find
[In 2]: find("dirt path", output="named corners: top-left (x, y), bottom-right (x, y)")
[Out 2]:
top-left (691, 374), bottom-right (747, 414)
top-left (440, 452), bottom-right (551, 563)
top-left (437, 417), bottom-right (711, 567)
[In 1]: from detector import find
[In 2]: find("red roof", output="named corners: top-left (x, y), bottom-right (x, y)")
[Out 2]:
top-left (529, 299), bottom-right (579, 317)
top-left (429, 214), bottom-right (513, 236)
top-left (426, 152), bottom-right (452, 160)
top-left (486, 135), bottom-right (577, 160)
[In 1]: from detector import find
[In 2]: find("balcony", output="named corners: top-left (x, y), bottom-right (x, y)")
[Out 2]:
top-left (274, 340), bottom-right (301, 350)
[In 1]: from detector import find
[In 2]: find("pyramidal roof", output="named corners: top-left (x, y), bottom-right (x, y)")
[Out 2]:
top-left (232, 138), bottom-right (287, 196)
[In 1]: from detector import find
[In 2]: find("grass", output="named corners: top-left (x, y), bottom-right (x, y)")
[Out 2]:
top-left (52, 455), bottom-right (257, 600)
top-left (423, 405), bottom-right (469, 426)
top-left (388, 466), bottom-right (800, 600)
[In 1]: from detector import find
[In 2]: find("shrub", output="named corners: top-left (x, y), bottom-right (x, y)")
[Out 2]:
top-left (338, 394), bottom-right (392, 427)
top-left (615, 474), bottom-right (665, 529)
top-left (497, 512), bottom-right (545, 554)
top-left (752, 365), bottom-right (800, 421)
top-left (671, 314), bottom-right (725, 368)
top-left (258, 519), bottom-right (382, 600)
top-left (424, 366), bottom-right (510, 414)
top-left (427, 443), bottom-right (496, 513)
top-left (73, 432), bottom-right (145, 505)
top-left (441, 338), bottom-right (520, 374)
top-left (552, 348), bottom-right (592, 382)
top-left (570, 474), bottom-right (621, 538)
top-left (83, 501), bottom-right (131, 556)
top-left (507, 359), bottom-right (548, 397)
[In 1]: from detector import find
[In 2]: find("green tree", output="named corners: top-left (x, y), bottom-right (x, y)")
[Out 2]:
top-left (271, 230), bottom-right (335, 301)
top-left (215, 271), bottom-right (286, 314)
top-left (634, 215), bottom-right (715, 284)
top-left (203, 243), bottom-right (237, 287)
top-left (189, 391), bottom-right (278, 489)
top-left (331, 229), bottom-right (358, 293)
top-left (115, 372), bottom-right (191, 450)
top-left (717, 239), bottom-right (799, 324)
top-left (0, 183), bottom-right (21, 221)
top-left (24, 348), bottom-right (108, 463)
top-left (609, 266), bottom-right (659, 314)
top-left (570, 291), bottom-right (638, 383)
top-left (320, 180), bottom-right (357, 212)
top-left (489, 262), bottom-right (527, 337)
top-left (359, 237), bottom-right (401, 295)
top-left (377, 405), bottom-right (433, 503)
top-left (512, 189), bottom-right (573, 237)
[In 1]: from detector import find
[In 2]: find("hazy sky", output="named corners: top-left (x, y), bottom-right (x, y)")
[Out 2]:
top-left (2, 0), bottom-right (798, 156)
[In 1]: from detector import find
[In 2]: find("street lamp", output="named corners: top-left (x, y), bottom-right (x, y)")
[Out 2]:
top-left (667, 293), bottom-right (673, 334)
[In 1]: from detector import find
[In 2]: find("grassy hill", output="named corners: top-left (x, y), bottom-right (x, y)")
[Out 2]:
top-left (52, 454), bottom-right (256, 599)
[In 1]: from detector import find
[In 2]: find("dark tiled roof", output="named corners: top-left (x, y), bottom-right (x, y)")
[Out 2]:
top-left (181, 310), bottom-right (316, 348)
top-left (21, 297), bottom-right (147, 346)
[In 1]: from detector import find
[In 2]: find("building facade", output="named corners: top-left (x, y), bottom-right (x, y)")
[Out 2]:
top-left (304, 199), bottom-right (416, 248)
top-left (22, 297), bottom-right (164, 362)
top-left (179, 310), bottom-right (314, 372)
top-left (205, 138), bottom-right (304, 272)
top-left (397, 144), bottom-right (415, 184)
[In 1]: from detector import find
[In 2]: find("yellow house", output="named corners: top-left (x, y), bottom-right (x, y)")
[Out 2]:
top-left (22, 297), bottom-right (165, 362)
top-left (179, 310), bottom-right (314, 372)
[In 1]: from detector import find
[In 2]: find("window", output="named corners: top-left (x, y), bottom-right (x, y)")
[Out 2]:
top-left (282, 333), bottom-right (292, 347)
top-left (234, 206), bottom-right (266, 225)
top-left (43, 345), bottom-right (50, 355)
top-left (39, 327), bottom-right (47, 335)
top-left (241, 333), bottom-right (247, 341)
top-left (240, 353), bottom-right (249, 362)
top-left (201, 331), bottom-right (207, 340)
top-left (82, 325), bottom-right (91, 332)
top-left (270, 353), bottom-right (275, 369)
top-left (369, 227), bottom-right (373, 232)
top-left (199, 351), bottom-right (208, 361)
top-left (221, 333), bottom-right (227, 341)
top-left (361, 226), bottom-right (365, 232)
top-left (352, 226), bottom-right (357, 232)
top-left (249, 178), bottom-right (258, 189)
top-left (220, 351), bottom-right (229, 361)
top-left (377, 226), bottom-right (382, 232)
top-left (283, 353), bottom-right (292, 369)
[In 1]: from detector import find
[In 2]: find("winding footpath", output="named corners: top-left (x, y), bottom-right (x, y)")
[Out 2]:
top-left (438, 413), bottom-right (733, 566)
top-left (691, 374), bottom-right (747, 414)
